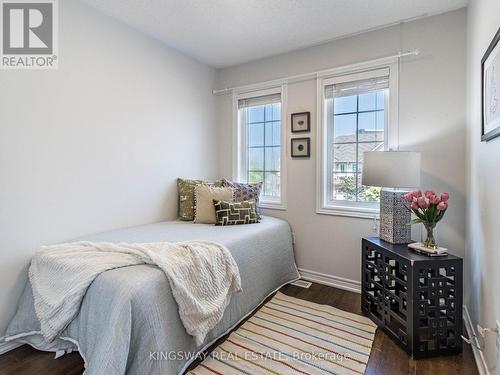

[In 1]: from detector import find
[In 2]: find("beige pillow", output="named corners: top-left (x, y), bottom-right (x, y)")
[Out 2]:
top-left (194, 185), bottom-right (234, 224)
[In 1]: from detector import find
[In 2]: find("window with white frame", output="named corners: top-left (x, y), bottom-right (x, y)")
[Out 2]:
top-left (317, 65), bottom-right (398, 217)
top-left (235, 87), bottom-right (286, 209)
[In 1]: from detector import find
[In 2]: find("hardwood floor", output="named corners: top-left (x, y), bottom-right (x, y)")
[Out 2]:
top-left (0, 345), bottom-right (84, 375)
top-left (0, 283), bottom-right (478, 375)
top-left (279, 283), bottom-right (478, 375)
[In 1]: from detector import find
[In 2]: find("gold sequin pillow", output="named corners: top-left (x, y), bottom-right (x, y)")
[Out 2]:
top-left (177, 178), bottom-right (222, 221)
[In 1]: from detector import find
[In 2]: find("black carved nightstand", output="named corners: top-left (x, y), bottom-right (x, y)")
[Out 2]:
top-left (361, 237), bottom-right (463, 358)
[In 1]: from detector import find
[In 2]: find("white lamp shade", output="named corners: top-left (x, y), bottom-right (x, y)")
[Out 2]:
top-left (361, 151), bottom-right (421, 188)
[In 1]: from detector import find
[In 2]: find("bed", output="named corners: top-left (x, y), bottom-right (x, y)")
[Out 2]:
top-left (5, 216), bottom-right (299, 374)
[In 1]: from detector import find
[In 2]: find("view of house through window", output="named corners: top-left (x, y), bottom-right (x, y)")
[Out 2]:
top-left (329, 89), bottom-right (386, 203)
top-left (241, 101), bottom-right (281, 198)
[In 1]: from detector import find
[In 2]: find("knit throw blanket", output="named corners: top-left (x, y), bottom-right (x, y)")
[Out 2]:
top-left (29, 241), bottom-right (241, 346)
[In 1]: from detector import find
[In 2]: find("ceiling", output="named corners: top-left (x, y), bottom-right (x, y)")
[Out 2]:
top-left (82, 0), bottom-right (468, 68)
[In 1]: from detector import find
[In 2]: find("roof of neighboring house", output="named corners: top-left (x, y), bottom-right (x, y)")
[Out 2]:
top-left (333, 133), bottom-right (384, 163)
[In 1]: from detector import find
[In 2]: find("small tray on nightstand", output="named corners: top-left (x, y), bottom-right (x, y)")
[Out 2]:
top-left (408, 242), bottom-right (448, 257)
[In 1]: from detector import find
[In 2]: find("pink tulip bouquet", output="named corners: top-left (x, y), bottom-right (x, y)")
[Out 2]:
top-left (404, 190), bottom-right (450, 249)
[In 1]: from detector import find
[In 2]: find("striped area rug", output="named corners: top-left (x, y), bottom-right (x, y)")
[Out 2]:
top-left (190, 292), bottom-right (377, 375)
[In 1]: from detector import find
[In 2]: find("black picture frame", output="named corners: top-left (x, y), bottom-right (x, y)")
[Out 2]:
top-left (291, 112), bottom-right (310, 133)
top-left (291, 138), bottom-right (310, 158)
top-left (481, 26), bottom-right (500, 142)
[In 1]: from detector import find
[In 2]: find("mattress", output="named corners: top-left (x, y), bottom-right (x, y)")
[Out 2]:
top-left (5, 216), bottom-right (299, 374)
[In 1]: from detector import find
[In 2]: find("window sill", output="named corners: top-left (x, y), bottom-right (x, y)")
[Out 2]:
top-left (259, 201), bottom-right (287, 211)
top-left (316, 205), bottom-right (379, 219)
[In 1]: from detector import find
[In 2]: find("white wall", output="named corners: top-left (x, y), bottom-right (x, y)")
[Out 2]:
top-left (216, 9), bottom-right (466, 289)
top-left (0, 0), bottom-right (217, 335)
top-left (466, 0), bottom-right (500, 371)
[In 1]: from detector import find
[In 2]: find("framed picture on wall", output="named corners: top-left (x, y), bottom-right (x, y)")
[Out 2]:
top-left (291, 112), bottom-right (310, 133)
top-left (482, 26), bottom-right (500, 142)
top-left (291, 138), bottom-right (310, 158)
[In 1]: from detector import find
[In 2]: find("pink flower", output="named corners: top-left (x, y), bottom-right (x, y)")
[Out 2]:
top-left (424, 190), bottom-right (435, 198)
top-left (437, 201), bottom-right (448, 211)
top-left (414, 190), bottom-right (422, 197)
top-left (417, 196), bottom-right (429, 209)
top-left (429, 194), bottom-right (441, 205)
top-left (410, 202), bottom-right (418, 210)
top-left (440, 192), bottom-right (449, 202)
top-left (404, 193), bottom-right (413, 203)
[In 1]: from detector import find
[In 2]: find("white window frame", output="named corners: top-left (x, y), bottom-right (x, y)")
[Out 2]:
top-left (232, 85), bottom-right (287, 210)
top-left (316, 59), bottom-right (399, 219)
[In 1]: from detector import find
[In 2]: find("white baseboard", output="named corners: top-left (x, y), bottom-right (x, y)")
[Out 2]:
top-left (0, 337), bottom-right (22, 355)
top-left (463, 305), bottom-right (490, 375)
top-left (298, 268), bottom-right (361, 293)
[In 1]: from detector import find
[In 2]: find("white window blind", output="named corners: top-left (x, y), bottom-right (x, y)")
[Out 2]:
top-left (238, 93), bottom-right (281, 109)
top-left (324, 68), bottom-right (389, 98)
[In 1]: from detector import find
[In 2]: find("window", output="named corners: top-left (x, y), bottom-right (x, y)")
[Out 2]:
top-left (317, 64), bottom-right (398, 218)
top-left (330, 90), bottom-right (385, 202)
top-left (234, 86), bottom-right (286, 209)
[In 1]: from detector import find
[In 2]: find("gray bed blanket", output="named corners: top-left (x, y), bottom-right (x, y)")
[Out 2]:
top-left (30, 241), bottom-right (241, 345)
top-left (5, 216), bottom-right (299, 374)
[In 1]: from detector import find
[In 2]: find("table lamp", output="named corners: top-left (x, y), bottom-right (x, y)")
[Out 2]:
top-left (362, 151), bottom-right (421, 244)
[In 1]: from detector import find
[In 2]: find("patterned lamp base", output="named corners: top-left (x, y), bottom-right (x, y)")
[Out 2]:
top-left (379, 188), bottom-right (411, 244)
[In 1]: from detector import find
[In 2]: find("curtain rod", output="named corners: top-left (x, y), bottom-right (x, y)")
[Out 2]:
top-left (212, 49), bottom-right (420, 96)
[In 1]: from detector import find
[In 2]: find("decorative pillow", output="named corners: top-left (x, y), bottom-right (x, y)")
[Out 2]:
top-left (194, 185), bottom-right (234, 224)
top-left (214, 200), bottom-right (260, 226)
top-left (221, 179), bottom-right (263, 218)
top-left (177, 178), bottom-right (222, 221)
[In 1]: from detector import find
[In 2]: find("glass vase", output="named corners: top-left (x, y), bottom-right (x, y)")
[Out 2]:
top-left (423, 222), bottom-right (437, 249)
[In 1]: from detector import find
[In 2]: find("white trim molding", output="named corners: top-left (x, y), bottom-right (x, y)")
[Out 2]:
top-left (298, 268), bottom-right (361, 293)
top-left (463, 305), bottom-right (490, 375)
top-left (316, 206), bottom-right (380, 220)
top-left (0, 337), bottom-right (22, 355)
